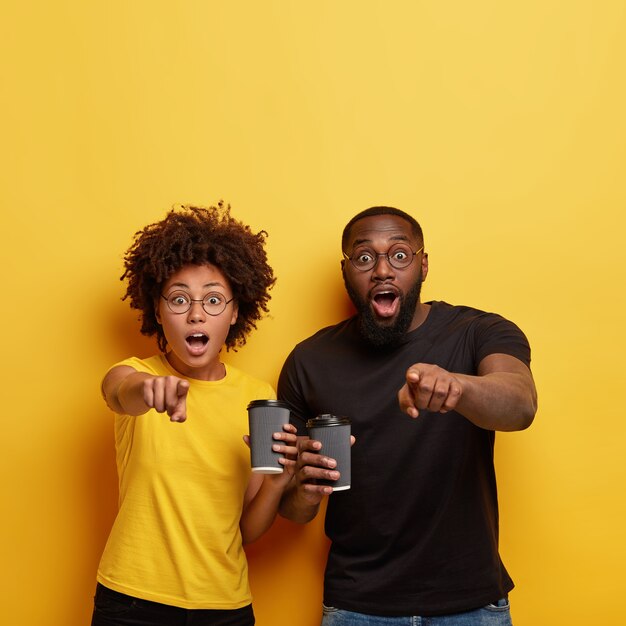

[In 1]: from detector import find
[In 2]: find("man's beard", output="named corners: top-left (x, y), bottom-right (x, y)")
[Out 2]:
top-left (344, 275), bottom-right (423, 348)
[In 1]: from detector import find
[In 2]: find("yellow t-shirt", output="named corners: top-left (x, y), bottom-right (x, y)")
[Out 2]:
top-left (96, 354), bottom-right (275, 609)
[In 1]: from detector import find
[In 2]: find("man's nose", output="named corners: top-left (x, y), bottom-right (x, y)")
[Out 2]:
top-left (372, 254), bottom-right (395, 279)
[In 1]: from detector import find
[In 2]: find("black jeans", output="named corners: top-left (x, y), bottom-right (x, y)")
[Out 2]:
top-left (91, 583), bottom-right (255, 626)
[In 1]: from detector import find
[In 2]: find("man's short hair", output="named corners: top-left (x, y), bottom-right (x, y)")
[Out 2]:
top-left (341, 206), bottom-right (424, 252)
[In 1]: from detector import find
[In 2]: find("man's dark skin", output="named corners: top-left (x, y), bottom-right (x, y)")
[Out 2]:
top-left (279, 213), bottom-right (537, 524)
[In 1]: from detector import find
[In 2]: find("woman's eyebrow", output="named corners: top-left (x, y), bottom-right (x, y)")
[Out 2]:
top-left (166, 281), bottom-right (225, 289)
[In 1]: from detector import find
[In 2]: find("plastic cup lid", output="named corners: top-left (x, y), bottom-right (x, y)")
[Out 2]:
top-left (306, 413), bottom-right (351, 428)
top-left (247, 399), bottom-right (290, 410)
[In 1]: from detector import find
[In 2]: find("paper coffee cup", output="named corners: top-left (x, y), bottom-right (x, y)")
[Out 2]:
top-left (247, 400), bottom-right (291, 474)
top-left (306, 414), bottom-right (351, 491)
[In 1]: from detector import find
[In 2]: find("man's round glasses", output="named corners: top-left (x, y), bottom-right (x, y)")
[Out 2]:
top-left (161, 291), bottom-right (234, 316)
top-left (343, 244), bottom-right (424, 272)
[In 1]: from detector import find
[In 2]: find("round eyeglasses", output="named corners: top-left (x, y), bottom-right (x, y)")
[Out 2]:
top-left (161, 291), bottom-right (234, 316)
top-left (343, 243), bottom-right (424, 272)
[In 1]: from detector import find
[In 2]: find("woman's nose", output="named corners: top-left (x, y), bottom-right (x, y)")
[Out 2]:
top-left (187, 301), bottom-right (206, 321)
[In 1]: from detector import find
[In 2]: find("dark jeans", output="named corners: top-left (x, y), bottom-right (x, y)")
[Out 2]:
top-left (91, 583), bottom-right (255, 626)
top-left (321, 599), bottom-right (512, 626)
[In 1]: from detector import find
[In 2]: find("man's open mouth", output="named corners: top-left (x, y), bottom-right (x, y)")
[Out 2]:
top-left (371, 290), bottom-right (400, 318)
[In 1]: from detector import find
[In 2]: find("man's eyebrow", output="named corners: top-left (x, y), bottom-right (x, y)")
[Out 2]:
top-left (351, 234), bottom-right (411, 247)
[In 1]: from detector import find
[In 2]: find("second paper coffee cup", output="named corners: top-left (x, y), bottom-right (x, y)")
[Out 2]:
top-left (306, 414), bottom-right (351, 491)
top-left (247, 400), bottom-right (291, 474)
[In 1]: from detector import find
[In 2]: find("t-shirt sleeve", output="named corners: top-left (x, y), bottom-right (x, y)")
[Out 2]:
top-left (474, 314), bottom-right (531, 367)
top-left (118, 357), bottom-right (144, 371)
top-left (105, 355), bottom-right (162, 376)
top-left (277, 349), bottom-right (311, 435)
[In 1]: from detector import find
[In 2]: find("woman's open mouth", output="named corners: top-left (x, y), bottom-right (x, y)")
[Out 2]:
top-left (186, 332), bottom-right (209, 354)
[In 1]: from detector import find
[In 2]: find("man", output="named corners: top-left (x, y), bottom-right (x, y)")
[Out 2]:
top-left (278, 206), bottom-right (537, 625)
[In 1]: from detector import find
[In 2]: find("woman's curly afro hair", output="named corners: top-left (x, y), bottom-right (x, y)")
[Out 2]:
top-left (121, 202), bottom-right (276, 352)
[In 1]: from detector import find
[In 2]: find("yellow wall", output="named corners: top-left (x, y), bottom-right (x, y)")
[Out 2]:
top-left (2, 2), bottom-right (625, 624)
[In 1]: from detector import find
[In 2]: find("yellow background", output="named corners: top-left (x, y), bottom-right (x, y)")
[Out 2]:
top-left (1, 1), bottom-right (625, 624)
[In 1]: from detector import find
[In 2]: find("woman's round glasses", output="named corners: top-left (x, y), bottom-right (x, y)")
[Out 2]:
top-left (161, 291), bottom-right (234, 316)
top-left (343, 243), bottom-right (424, 272)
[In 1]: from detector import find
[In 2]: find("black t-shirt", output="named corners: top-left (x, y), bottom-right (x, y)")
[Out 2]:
top-left (277, 301), bottom-right (532, 616)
